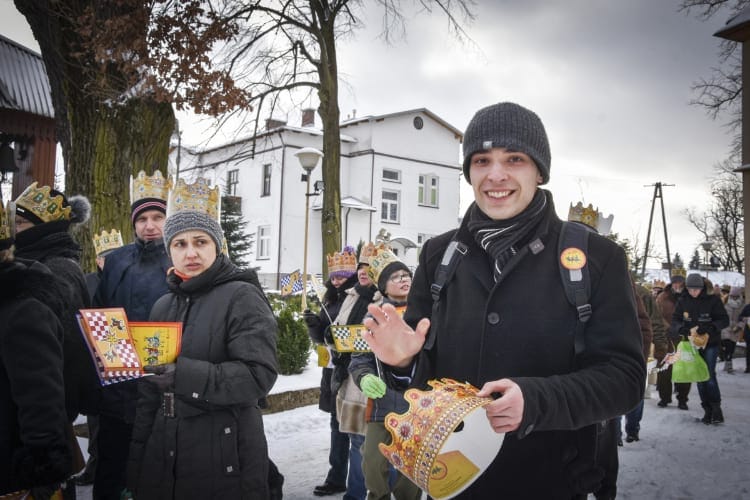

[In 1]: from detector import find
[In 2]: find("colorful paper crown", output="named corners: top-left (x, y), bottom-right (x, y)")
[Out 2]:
top-left (0, 201), bottom-right (14, 249)
top-left (14, 182), bottom-right (71, 224)
top-left (359, 241), bottom-right (377, 265)
top-left (380, 379), bottom-right (504, 499)
top-left (93, 229), bottom-right (125, 256)
top-left (567, 202), bottom-right (614, 236)
top-left (130, 170), bottom-right (171, 204)
top-left (327, 247), bottom-right (357, 276)
top-left (167, 176), bottom-right (221, 221)
top-left (366, 244), bottom-right (399, 284)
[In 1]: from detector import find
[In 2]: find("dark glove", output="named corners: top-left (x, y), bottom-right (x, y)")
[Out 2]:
top-left (678, 327), bottom-right (691, 339)
top-left (144, 363), bottom-right (176, 392)
top-left (303, 309), bottom-right (320, 328)
top-left (696, 324), bottom-right (716, 335)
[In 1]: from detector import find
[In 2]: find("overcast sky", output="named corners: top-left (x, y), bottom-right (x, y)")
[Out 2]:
top-left (1, 0), bottom-right (739, 271)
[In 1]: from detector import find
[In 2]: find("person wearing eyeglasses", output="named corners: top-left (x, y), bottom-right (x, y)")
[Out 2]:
top-left (349, 252), bottom-right (421, 500)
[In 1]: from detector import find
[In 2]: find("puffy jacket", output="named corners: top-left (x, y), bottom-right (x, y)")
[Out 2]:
top-left (127, 254), bottom-right (278, 499)
top-left (670, 283), bottom-right (729, 348)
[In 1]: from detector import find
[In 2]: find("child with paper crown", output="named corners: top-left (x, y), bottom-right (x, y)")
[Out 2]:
top-left (349, 246), bottom-right (421, 500)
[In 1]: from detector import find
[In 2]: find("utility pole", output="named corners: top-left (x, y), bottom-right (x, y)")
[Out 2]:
top-left (642, 182), bottom-right (675, 276)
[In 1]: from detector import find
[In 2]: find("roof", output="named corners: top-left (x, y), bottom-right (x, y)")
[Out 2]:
top-left (312, 195), bottom-right (376, 211)
top-left (0, 34), bottom-right (54, 118)
top-left (340, 108), bottom-right (463, 139)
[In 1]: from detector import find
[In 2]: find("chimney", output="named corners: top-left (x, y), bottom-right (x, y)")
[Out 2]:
top-left (301, 108), bottom-right (315, 127)
top-left (265, 117), bottom-right (287, 130)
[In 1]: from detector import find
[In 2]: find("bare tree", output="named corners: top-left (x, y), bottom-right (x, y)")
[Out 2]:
top-left (684, 160), bottom-right (744, 272)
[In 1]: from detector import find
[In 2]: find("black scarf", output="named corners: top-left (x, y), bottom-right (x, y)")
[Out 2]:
top-left (347, 283), bottom-right (377, 325)
top-left (467, 189), bottom-right (551, 281)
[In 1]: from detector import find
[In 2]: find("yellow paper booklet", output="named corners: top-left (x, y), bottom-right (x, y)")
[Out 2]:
top-left (329, 324), bottom-right (371, 353)
top-left (77, 308), bottom-right (182, 385)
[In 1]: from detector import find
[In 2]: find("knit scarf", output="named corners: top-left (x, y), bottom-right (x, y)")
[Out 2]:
top-left (467, 189), bottom-right (550, 282)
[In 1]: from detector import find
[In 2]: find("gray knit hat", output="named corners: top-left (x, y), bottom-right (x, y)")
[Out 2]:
top-left (462, 102), bottom-right (551, 184)
top-left (163, 210), bottom-right (224, 251)
top-left (686, 273), bottom-right (704, 289)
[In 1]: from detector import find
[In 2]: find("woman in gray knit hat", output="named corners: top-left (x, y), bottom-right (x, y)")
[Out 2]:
top-left (127, 209), bottom-right (280, 499)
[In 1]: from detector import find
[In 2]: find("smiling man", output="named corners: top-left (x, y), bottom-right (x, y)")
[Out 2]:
top-left (363, 102), bottom-right (645, 499)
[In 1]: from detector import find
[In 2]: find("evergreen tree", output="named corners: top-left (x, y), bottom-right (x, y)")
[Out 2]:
top-left (221, 193), bottom-right (253, 269)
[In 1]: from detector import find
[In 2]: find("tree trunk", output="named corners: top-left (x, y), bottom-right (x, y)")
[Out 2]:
top-left (16, 0), bottom-right (174, 272)
top-left (316, 17), bottom-right (343, 274)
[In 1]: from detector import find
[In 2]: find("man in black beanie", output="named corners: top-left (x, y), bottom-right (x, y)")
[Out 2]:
top-left (363, 102), bottom-right (644, 499)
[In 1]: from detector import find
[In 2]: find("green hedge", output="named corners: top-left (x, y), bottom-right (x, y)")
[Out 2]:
top-left (268, 293), bottom-right (314, 375)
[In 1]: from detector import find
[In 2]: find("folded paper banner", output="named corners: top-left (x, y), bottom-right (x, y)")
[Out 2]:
top-left (329, 324), bottom-right (371, 353)
top-left (379, 379), bottom-right (504, 499)
top-left (280, 269), bottom-right (304, 297)
top-left (310, 273), bottom-right (327, 305)
top-left (129, 322), bottom-right (183, 366)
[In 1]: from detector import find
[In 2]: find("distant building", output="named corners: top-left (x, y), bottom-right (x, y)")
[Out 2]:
top-left (171, 108), bottom-right (463, 288)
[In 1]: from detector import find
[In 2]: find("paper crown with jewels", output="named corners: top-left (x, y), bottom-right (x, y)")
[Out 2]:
top-left (567, 202), bottom-right (614, 236)
top-left (0, 201), bottom-right (14, 249)
top-left (130, 170), bottom-right (171, 204)
top-left (93, 229), bottom-right (124, 256)
top-left (380, 379), bottom-right (505, 500)
top-left (671, 267), bottom-right (687, 278)
top-left (14, 182), bottom-right (71, 224)
top-left (327, 246), bottom-right (357, 278)
top-left (365, 243), bottom-right (399, 284)
top-left (167, 176), bottom-right (221, 220)
top-left (652, 279), bottom-right (667, 289)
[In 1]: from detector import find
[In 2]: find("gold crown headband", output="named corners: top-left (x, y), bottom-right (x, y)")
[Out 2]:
top-left (167, 177), bottom-right (221, 221)
top-left (14, 182), bottom-right (71, 224)
top-left (130, 170), bottom-right (171, 205)
top-left (567, 202), bottom-right (614, 236)
top-left (327, 248), bottom-right (357, 276)
top-left (366, 244), bottom-right (400, 284)
top-left (93, 229), bottom-right (125, 256)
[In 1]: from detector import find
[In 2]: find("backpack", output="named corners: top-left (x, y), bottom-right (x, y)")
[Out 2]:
top-left (431, 221), bottom-right (592, 355)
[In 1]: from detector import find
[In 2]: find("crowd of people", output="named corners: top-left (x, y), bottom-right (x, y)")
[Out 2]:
top-left (2, 101), bottom-right (748, 500)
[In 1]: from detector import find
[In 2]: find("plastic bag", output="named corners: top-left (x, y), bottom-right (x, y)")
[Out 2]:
top-left (671, 340), bottom-right (710, 383)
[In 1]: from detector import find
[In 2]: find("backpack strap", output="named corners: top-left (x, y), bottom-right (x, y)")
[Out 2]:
top-left (558, 221), bottom-right (592, 357)
top-left (425, 233), bottom-right (468, 350)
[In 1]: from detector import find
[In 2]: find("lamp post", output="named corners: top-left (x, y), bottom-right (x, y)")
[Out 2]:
top-left (295, 147), bottom-right (323, 311)
top-left (700, 239), bottom-right (713, 278)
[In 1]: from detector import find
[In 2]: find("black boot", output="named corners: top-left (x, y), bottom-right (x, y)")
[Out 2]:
top-left (711, 403), bottom-right (724, 424)
top-left (701, 403), bottom-right (713, 425)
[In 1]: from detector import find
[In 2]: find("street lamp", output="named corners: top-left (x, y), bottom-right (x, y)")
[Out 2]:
top-left (700, 239), bottom-right (713, 277)
top-left (295, 147), bottom-right (323, 310)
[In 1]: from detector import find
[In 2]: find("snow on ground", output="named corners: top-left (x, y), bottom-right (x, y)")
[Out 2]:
top-left (77, 354), bottom-right (750, 500)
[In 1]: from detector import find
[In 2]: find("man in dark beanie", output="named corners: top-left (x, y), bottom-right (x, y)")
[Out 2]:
top-left (363, 102), bottom-right (644, 499)
top-left (92, 171), bottom-right (171, 499)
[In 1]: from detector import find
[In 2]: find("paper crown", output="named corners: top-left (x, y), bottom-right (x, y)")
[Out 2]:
top-left (130, 170), bottom-right (171, 204)
top-left (366, 244), bottom-right (399, 284)
top-left (0, 201), bottom-right (13, 248)
top-left (327, 247), bottom-right (357, 276)
top-left (567, 202), bottom-right (614, 236)
top-left (93, 229), bottom-right (124, 256)
top-left (671, 267), bottom-right (687, 278)
top-left (14, 182), bottom-right (71, 224)
top-left (167, 176), bottom-right (221, 220)
top-left (380, 379), bottom-right (504, 499)
top-left (359, 241), bottom-right (377, 265)
top-left (653, 279), bottom-right (666, 289)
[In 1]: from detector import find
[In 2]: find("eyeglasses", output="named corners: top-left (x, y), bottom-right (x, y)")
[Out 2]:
top-left (389, 272), bottom-right (412, 283)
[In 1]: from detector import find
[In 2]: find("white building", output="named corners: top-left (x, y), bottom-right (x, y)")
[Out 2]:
top-left (172, 108), bottom-right (463, 289)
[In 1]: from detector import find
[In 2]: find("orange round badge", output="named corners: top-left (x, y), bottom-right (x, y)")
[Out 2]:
top-left (560, 247), bottom-right (586, 270)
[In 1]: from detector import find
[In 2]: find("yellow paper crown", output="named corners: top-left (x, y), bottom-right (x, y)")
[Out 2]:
top-left (671, 267), bottom-right (687, 278)
top-left (366, 244), bottom-right (400, 284)
top-left (0, 201), bottom-right (13, 245)
top-left (167, 177), bottom-right (221, 220)
top-left (326, 247), bottom-right (357, 276)
top-left (380, 379), bottom-right (498, 498)
top-left (130, 170), bottom-right (171, 204)
top-left (567, 202), bottom-right (614, 236)
top-left (653, 279), bottom-right (666, 289)
top-left (14, 182), bottom-right (71, 224)
top-left (359, 241), bottom-right (377, 265)
top-left (93, 229), bottom-right (125, 256)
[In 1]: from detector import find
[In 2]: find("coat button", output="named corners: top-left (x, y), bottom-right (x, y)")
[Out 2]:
top-left (487, 312), bottom-right (500, 325)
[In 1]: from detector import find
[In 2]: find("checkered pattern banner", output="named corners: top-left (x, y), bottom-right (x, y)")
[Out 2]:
top-left (280, 270), bottom-right (304, 297)
top-left (330, 325), bottom-right (371, 353)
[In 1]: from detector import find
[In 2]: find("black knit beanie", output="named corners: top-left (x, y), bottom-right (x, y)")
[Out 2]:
top-left (462, 102), bottom-right (551, 184)
top-left (131, 197), bottom-right (167, 226)
top-left (163, 210), bottom-right (224, 251)
top-left (377, 261), bottom-right (411, 295)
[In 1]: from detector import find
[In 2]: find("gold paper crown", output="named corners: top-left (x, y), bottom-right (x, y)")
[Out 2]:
top-left (366, 244), bottom-right (399, 284)
top-left (359, 241), bottom-right (377, 265)
top-left (567, 202), bottom-right (614, 236)
top-left (167, 176), bottom-right (221, 220)
top-left (0, 201), bottom-right (13, 245)
top-left (380, 379), bottom-right (500, 498)
top-left (93, 229), bottom-right (124, 256)
top-left (326, 247), bottom-right (357, 275)
top-left (653, 279), bottom-right (666, 289)
top-left (14, 182), bottom-right (71, 224)
top-left (130, 170), bottom-right (171, 204)
top-left (671, 267), bottom-right (686, 278)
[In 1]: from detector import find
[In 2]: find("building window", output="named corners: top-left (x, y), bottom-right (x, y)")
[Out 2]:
top-left (227, 169), bottom-right (239, 195)
top-left (381, 190), bottom-right (400, 223)
top-left (382, 168), bottom-right (401, 183)
top-left (262, 164), bottom-right (272, 197)
top-left (418, 174), bottom-right (439, 207)
top-left (417, 233), bottom-right (434, 256)
top-left (258, 225), bottom-right (271, 259)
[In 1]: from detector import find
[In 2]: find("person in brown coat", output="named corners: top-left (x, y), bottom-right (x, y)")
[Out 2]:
top-left (655, 274), bottom-right (690, 409)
